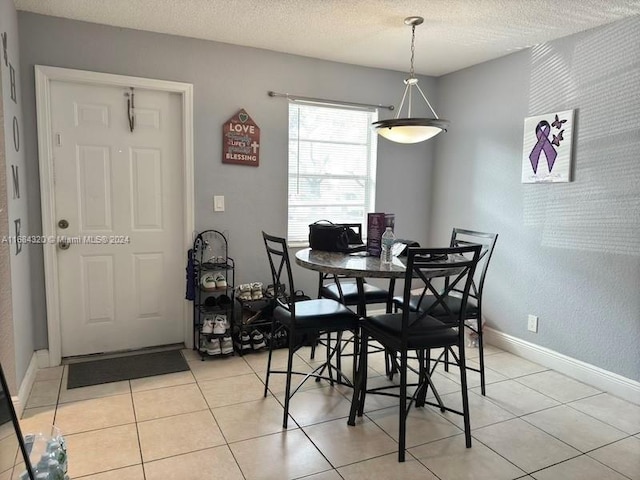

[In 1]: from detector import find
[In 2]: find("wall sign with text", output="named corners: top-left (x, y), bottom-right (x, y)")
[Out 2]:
top-left (1, 27), bottom-right (25, 255)
top-left (222, 108), bottom-right (260, 167)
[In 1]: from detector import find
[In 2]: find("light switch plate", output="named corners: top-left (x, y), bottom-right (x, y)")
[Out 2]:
top-left (214, 195), bottom-right (225, 212)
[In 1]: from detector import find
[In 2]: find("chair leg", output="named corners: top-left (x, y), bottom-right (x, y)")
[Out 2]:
top-left (386, 349), bottom-right (398, 380)
top-left (335, 331), bottom-right (343, 384)
top-left (263, 320), bottom-right (276, 398)
top-left (415, 349), bottom-right (427, 408)
top-left (456, 343), bottom-right (472, 448)
top-left (477, 315), bottom-right (486, 395)
top-left (398, 349), bottom-right (408, 462)
top-left (351, 329), bottom-right (359, 385)
top-left (356, 334), bottom-right (369, 417)
top-left (444, 348), bottom-right (450, 372)
top-left (348, 332), bottom-right (368, 426)
top-left (282, 343), bottom-right (296, 429)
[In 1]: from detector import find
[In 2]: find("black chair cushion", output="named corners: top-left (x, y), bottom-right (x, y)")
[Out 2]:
top-left (274, 298), bottom-right (359, 331)
top-left (321, 282), bottom-right (389, 305)
top-left (366, 312), bottom-right (458, 349)
top-left (394, 294), bottom-right (478, 318)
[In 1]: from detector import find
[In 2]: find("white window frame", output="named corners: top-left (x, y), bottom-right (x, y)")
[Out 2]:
top-left (287, 100), bottom-right (378, 245)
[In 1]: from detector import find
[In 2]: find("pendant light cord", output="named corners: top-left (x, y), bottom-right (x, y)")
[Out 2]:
top-left (409, 24), bottom-right (416, 79)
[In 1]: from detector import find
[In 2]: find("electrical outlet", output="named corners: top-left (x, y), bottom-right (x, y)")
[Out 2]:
top-left (527, 314), bottom-right (538, 333)
top-left (213, 195), bottom-right (225, 212)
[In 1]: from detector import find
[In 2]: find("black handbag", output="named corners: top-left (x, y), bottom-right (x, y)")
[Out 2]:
top-left (308, 220), bottom-right (351, 252)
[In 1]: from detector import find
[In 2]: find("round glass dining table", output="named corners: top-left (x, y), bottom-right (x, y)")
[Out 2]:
top-left (295, 248), bottom-right (465, 317)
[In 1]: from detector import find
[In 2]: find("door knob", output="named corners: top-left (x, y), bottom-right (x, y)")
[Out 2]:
top-left (58, 238), bottom-right (70, 250)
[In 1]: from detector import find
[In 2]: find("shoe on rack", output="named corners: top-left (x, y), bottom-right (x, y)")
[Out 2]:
top-left (238, 292), bottom-right (252, 302)
top-left (206, 338), bottom-right (222, 356)
top-left (265, 283), bottom-right (284, 298)
top-left (239, 332), bottom-right (252, 351)
top-left (201, 316), bottom-right (214, 334)
top-left (250, 330), bottom-right (266, 350)
top-left (200, 273), bottom-right (217, 291)
top-left (220, 336), bottom-right (234, 355)
top-left (213, 315), bottom-right (228, 335)
top-left (199, 339), bottom-right (209, 352)
top-left (206, 255), bottom-right (226, 267)
top-left (237, 284), bottom-right (252, 301)
top-left (214, 273), bottom-right (227, 288)
top-left (217, 294), bottom-right (232, 308)
top-left (251, 282), bottom-right (263, 300)
top-left (204, 296), bottom-right (217, 308)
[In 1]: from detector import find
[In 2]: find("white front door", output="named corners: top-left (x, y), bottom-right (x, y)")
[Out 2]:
top-left (49, 81), bottom-right (184, 357)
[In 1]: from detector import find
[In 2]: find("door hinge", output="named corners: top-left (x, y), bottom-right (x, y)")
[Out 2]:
top-left (55, 133), bottom-right (62, 146)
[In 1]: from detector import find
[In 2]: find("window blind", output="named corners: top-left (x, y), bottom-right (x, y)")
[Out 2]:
top-left (287, 101), bottom-right (378, 243)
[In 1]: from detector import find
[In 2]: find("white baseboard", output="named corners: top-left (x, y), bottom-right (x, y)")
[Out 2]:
top-left (36, 349), bottom-right (51, 368)
top-left (12, 352), bottom-right (39, 417)
top-left (484, 327), bottom-right (640, 405)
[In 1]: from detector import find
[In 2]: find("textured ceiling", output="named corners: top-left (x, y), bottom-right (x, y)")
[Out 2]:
top-left (14, 0), bottom-right (640, 76)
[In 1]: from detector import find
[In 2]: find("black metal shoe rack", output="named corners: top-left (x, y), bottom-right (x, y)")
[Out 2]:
top-left (192, 230), bottom-right (235, 360)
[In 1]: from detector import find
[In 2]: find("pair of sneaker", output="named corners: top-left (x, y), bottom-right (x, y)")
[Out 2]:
top-left (200, 336), bottom-right (233, 355)
top-left (205, 256), bottom-right (226, 267)
top-left (200, 272), bottom-right (227, 290)
top-left (264, 283), bottom-right (284, 298)
top-left (203, 294), bottom-right (232, 309)
top-left (236, 330), bottom-right (266, 351)
top-left (201, 314), bottom-right (229, 334)
top-left (237, 282), bottom-right (264, 301)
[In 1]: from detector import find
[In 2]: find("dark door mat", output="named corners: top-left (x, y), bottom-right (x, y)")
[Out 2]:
top-left (67, 349), bottom-right (189, 389)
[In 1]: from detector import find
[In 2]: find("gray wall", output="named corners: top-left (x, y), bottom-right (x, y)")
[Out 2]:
top-left (432, 16), bottom-right (640, 380)
top-left (17, 13), bottom-right (436, 350)
top-left (18, 11), bottom-right (638, 382)
top-left (1, 0), bottom-right (35, 391)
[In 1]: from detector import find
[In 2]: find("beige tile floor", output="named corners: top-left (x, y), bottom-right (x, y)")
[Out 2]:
top-left (18, 344), bottom-right (640, 480)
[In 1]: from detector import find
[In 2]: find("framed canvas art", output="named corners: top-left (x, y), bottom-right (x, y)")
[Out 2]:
top-left (522, 109), bottom-right (574, 183)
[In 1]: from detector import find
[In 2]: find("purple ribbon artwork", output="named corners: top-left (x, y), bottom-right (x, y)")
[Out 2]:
top-left (529, 121), bottom-right (556, 174)
top-left (529, 114), bottom-right (566, 174)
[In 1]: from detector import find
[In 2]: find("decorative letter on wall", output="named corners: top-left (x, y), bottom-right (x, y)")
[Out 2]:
top-left (2, 27), bottom-right (26, 256)
top-left (522, 109), bottom-right (574, 183)
top-left (222, 109), bottom-right (260, 167)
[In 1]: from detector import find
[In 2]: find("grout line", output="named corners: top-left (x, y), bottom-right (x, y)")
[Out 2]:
top-left (128, 381), bottom-right (147, 480)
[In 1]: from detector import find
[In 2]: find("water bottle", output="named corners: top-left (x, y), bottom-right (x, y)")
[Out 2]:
top-left (380, 227), bottom-right (396, 265)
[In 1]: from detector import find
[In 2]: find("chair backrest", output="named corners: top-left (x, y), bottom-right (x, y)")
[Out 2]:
top-left (316, 223), bottom-right (364, 299)
top-left (402, 245), bottom-right (482, 340)
top-left (262, 231), bottom-right (298, 314)
top-left (448, 228), bottom-right (498, 303)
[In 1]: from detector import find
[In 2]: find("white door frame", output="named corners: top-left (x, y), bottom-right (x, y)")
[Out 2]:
top-left (35, 65), bottom-right (195, 367)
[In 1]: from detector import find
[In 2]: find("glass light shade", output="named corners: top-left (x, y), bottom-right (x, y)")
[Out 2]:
top-left (373, 118), bottom-right (449, 144)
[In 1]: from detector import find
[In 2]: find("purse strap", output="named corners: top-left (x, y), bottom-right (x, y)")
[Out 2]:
top-left (311, 220), bottom-right (335, 226)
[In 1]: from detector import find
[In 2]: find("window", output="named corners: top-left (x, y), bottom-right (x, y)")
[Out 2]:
top-left (287, 101), bottom-right (378, 243)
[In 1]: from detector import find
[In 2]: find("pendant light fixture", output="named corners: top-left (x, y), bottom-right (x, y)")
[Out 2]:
top-left (373, 16), bottom-right (449, 144)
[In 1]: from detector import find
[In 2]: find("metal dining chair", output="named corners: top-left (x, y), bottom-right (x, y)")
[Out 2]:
top-left (392, 228), bottom-right (498, 394)
top-left (262, 231), bottom-right (360, 428)
top-left (313, 223), bottom-right (395, 377)
top-left (348, 245), bottom-right (482, 462)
